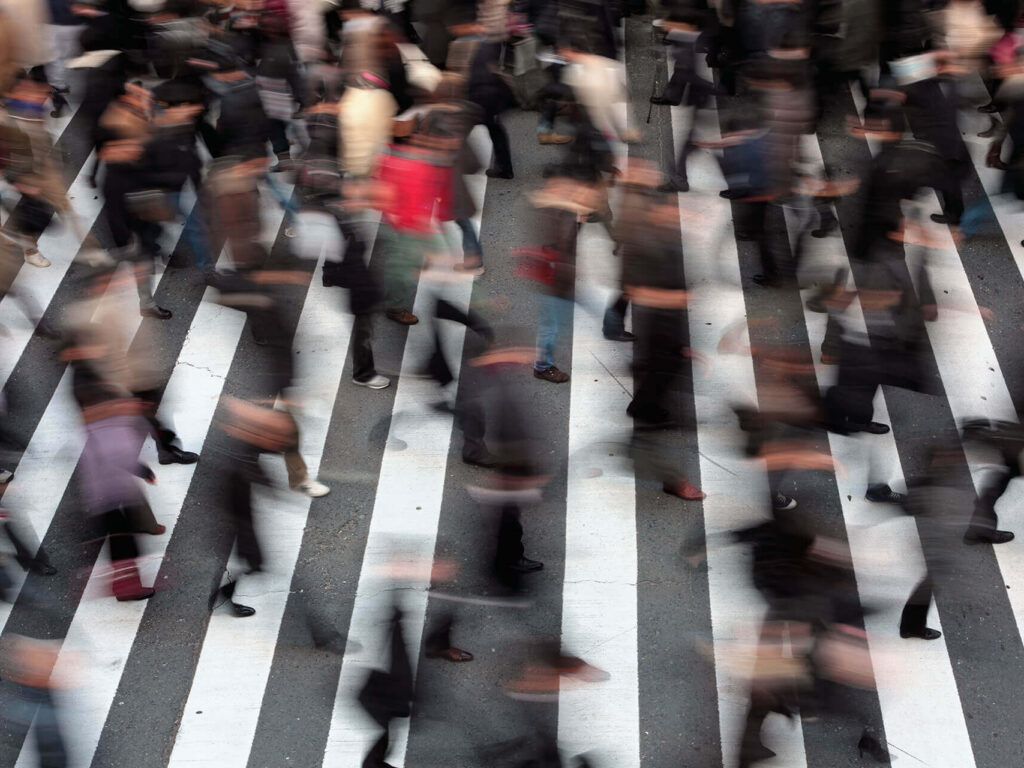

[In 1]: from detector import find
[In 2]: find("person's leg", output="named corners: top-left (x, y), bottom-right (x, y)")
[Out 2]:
top-left (899, 573), bottom-right (935, 637)
top-left (351, 313), bottom-right (378, 383)
top-left (455, 218), bottom-right (482, 265)
top-left (172, 191), bottom-right (214, 272)
top-left (484, 113), bottom-right (513, 176)
top-left (534, 294), bottom-right (559, 372)
top-left (34, 688), bottom-right (68, 768)
top-left (383, 228), bottom-right (422, 315)
top-left (284, 447), bottom-right (308, 489)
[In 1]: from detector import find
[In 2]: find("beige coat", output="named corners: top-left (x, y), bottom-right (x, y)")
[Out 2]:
top-left (338, 85), bottom-right (397, 177)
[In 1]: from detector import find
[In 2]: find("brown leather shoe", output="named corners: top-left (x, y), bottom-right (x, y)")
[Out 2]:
top-left (663, 479), bottom-right (706, 500)
top-left (534, 366), bottom-right (570, 383)
top-left (386, 309), bottom-right (419, 325)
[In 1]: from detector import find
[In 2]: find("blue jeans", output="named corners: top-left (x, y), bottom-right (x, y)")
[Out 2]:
top-left (534, 294), bottom-right (572, 371)
top-left (170, 191), bottom-right (213, 272)
top-left (262, 173), bottom-right (300, 225)
top-left (455, 218), bottom-right (482, 260)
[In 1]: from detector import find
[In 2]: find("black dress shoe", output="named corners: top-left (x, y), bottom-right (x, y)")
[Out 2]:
top-left (508, 557), bottom-right (543, 574)
top-left (231, 602), bottom-right (256, 617)
top-left (900, 627), bottom-right (941, 640)
top-left (964, 528), bottom-right (1015, 545)
top-left (463, 453), bottom-right (496, 469)
top-left (485, 168), bottom-right (514, 180)
top-left (852, 421), bottom-right (890, 434)
top-left (930, 213), bottom-right (950, 225)
top-left (649, 95), bottom-right (680, 106)
top-left (865, 484), bottom-right (905, 504)
top-left (140, 306), bottom-right (172, 320)
top-left (158, 446), bottom-right (199, 465)
top-left (602, 328), bottom-right (634, 341)
top-left (661, 178), bottom-right (689, 193)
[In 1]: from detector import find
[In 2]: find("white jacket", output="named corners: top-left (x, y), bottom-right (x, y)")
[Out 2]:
top-left (338, 86), bottom-right (397, 177)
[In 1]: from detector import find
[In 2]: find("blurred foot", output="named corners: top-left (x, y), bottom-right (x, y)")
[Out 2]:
top-left (865, 484), bottom-right (905, 504)
top-left (426, 646), bottom-right (474, 662)
top-left (508, 557), bottom-right (543, 573)
top-left (230, 601), bottom-right (255, 617)
top-left (964, 528), bottom-right (1015, 545)
top-left (772, 492), bottom-right (797, 511)
top-left (602, 328), bottom-right (634, 341)
top-left (294, 479), bottom-right (330, 498)
top-left (386, 309), bottom-right (419, 325)
top-left (116, 587), bottom-right (155, 602)
top-left (851, 421), bottom-right (890, 434)
top-left (538, 131), bottom-right (572, 145)
top-left (649, 95), bottom-right (679, 106)
top-left (663, 479), bottom-right (706, 500)
top-left (158, 446), bottom-right (198, 465)
top-left (900, 626), bottom-right (941, 640)
top-left (486, 168), bottom-right (514, 180)
top-left (0, 469), bottom-right (12, 484)
top-left (24, 249), bottom-right (50, 268)
top-left (353, 374), bottom-right (391, 389)
top-left (140, 306), bottom-right (172, 320)
top-left (534, 366), bottom-right (570, 383)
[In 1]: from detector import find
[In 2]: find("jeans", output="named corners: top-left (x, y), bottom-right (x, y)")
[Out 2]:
top-left (454, 218), bottom-right (482, 260)
top-left (534, 294), bottom-right (572, 371)
top-left (169, 191), bottom-right (213, 271)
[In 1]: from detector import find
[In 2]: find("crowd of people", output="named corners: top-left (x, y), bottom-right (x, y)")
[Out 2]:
top-left (0, 0), bottom-right (1022, 765)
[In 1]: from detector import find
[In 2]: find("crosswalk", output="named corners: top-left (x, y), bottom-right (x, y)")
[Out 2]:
top-left (5, 24), bottom-right (1024, 768)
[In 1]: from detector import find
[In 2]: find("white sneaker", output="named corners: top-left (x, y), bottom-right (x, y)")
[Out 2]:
top-left (295, 479), bottom-right (330, 498)
top-left (0, 469), bottom-right (13, 484)
top-left (24, 249), bottom-right (50, 268)
top-left (353, 374), bottom-right (391, 390)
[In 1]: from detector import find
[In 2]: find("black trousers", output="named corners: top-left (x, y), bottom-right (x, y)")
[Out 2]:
top-left (352, 313), bottom-right (377, 383)
top-left (481, 112), bottom-right (512, 175)
top-left (630, 305), bottom-right (685, 425)
top-left (968, 463), bottom-right (1017, 534)
top-left (900, 574), bottom-right (933, 634)
top-left (495, 504), bottom-right (525, 589)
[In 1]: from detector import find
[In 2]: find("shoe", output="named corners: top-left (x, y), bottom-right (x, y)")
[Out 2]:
top-left (964, 528), bottom-right (1015, 545)
top-left (602, 328), bottom-right (634, 341)
top-left (385, 309), bottom-right (419, 325)
top-left (538, 131), bottom-right (572, 145)
top-left (463, 452), bottom-right (497, 468)
top-left (661, 178), bottom-right (689, 193)
top-left (857, 728), bottom-right (890, 762)
top-left (426, 646), bottom-right (474, 662)
top-left (930, 213), bottom-right (950, 225)
top-left (23, 249), bottom-right (50, 268)
top-left (820, 352), bottom-right (839, 365)
top-left (772, 492), bottom-right (797, 511)
top-left (485, 168), bottom-right (514, 180)
top-left (534, 366), bottom-right (570, 383)
top-left (140, 306), bottom-right (173, 320)
top-left (116, 587), bottom-right (156, 602)
top-left (649, 95), bottom-right (679, 106)
top-left (147, 525), bottom-right (167, 535)
top-left (0, 469), bottom-right (12, 484)
top-left (852, 421), bottom-right (890, 434)
top-left (453, 256), bottom-right (484, 273)
top-left (294, 479), bottom-right (330, 498)
top-left (230, 602), bottom-right (256, 617)
top-left (900, 626), bottom-right (941, 640)
top-left (158, 446), bottom-right (199, 465)
top-left (663, 480), bottom-right (706, 500)
top-left (508, 557), bottom-right (543, 573)
top-left (353, 374), bottom-right (391, 390)
top-left (50, 88), bottom-right (68, 118)
top-left (865, 484), bottom-right (905, 504)
top-left (979, 101), bottom-right (999, 113)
